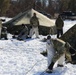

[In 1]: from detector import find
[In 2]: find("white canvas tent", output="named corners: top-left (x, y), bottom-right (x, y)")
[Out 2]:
top-left (4, 9), bottom-right (55, 27)
top-left (14, 9), bottom-right (55, 27)
top-left (3, 9), bottom-right (56, 35)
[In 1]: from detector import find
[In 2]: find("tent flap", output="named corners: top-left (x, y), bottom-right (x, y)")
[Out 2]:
top-left (3, 9), bottom-right (56, 35)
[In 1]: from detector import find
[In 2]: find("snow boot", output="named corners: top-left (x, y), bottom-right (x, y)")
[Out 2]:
top-left (26, 36), bottom-right (31, 39)
top-left (46, 69), bottom-right (53, 73)
top-left (12, 35), bottom-right (16, 38)
top-left (5, 38), bottom-right (8, 40)
top-left (57, 64), bottom-right (64, 67)
top-left (46, 62), bottom-right (54, 73)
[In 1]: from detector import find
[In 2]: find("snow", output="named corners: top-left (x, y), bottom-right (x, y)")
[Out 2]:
top-left (0, 17), bottom-right (12, 23)
top-left (63, 20), bottom-right (76, 33)
top-left (0, 18), bottom-right (76, 75)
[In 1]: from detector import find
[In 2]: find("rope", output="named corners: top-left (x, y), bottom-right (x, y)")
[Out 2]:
top-left (25, 58), bottom-right (47, 75)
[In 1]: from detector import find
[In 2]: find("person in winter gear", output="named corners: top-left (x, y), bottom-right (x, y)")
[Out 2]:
top-left (55, 15), bottom-right (64, 38)
top-left (29, 13), bottom-right (39, 38)
top-left (1, 26), bottom-right (8, 40)
top-left (0, 19), bottom-right (2, 39)
top-left (17, 24), bottom-right (28, 40)
top-left (52, 40), bottom-right (72, 65)
top-left (46, 35), bottom-right (72, 73)
top-left (46, 35), bottom-right (55, 73)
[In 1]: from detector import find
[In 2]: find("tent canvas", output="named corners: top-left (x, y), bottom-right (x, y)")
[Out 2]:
top-left (14, 9), bottom-right (55, 27)
top-left (60, 24), bottom-right (76, 64)
top-left (3, 9), bottom-right (56, 35)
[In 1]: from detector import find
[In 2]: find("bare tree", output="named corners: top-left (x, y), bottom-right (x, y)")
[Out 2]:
top-left (0, 0), bottom-right (10, 16)
top-left (59, 0), bottom-right (70, 12)
top-left (68, 0), bottom-right (76, 13)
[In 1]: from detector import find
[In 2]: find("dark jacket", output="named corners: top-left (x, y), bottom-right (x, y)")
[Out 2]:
top-left (55, 16), bottom-right (64, 29)
top-left (17, 25), bottom-right (28, 39)
top-left (30, 16), bottom-right (39, 27)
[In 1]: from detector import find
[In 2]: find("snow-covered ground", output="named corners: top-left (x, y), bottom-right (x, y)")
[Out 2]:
top-left (0, 17), bottom-right (12, 23)
top-left (0, 19), bottom-right (76, 75)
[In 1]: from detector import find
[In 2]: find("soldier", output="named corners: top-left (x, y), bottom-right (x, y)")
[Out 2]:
top-left (17, 24), bottom-right (28, 40)
top-left (46, 35), bottom-right (55, 73)
top-left (29, 13), bottom-right (39, 38)
top-left (1, 26), bottom-right (8, 40)
top-left (46, 35), bottom-right (72, 73)
top-left (0, 19), bottom-right (2, 39)
top-left (55, 15), bottom-right (64, 38)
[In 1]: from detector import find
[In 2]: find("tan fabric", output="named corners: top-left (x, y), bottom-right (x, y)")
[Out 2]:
top-left (0, 20), bottom-right (2, 28)
top-left (65, 52), bottom-right (72, 62)
top-left (52, 39), bottom-right (65, 54)
top-left (58, 54), bottom-right (65, 65)
top-left (52, 39), bottom-right (72, 63)
top-left (65, 42), bottom-right (72, 62)
top-left (15, 9), bottom-right (55, 27)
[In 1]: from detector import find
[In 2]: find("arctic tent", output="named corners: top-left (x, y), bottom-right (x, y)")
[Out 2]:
top-left (60, 24), bottom-right (76, 49)
top-left (3, 9), bottom-right (56, 35)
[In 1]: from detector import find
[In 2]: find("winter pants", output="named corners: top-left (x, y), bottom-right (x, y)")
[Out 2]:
top-left (57, 29), bottom-right (63, 38)
top-left (46, 40), bottom-right (55, 67)
top-left (58, 54), bottom-right (65, 65)
top-left (18, 31), bottom-right (28, 40)
top-left (29, 27), bottom-right (39, 38)
top-left (52, 53), bottom-right (65, 65)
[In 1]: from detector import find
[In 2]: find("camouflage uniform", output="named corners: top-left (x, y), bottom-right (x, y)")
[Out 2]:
top-left (55, 15), bottom-right (64, 38)
top-left (17, 25), bottom-right (28, 40)
top-left (47, 38), bottom-right (72, 73)
top-left (29, 13), bottom-right (39, 38)
top-left (0, 19), bottom-right (2, 39)
top-left (52, 39), bottom-right (72, 63)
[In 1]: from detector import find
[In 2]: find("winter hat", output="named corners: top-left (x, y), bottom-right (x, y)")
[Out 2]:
top-left (47, 35), bottom-right (51, 39)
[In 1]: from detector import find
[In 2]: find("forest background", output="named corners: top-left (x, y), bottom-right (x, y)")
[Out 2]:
top-left (0, 0), bottom-right (76, 17)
